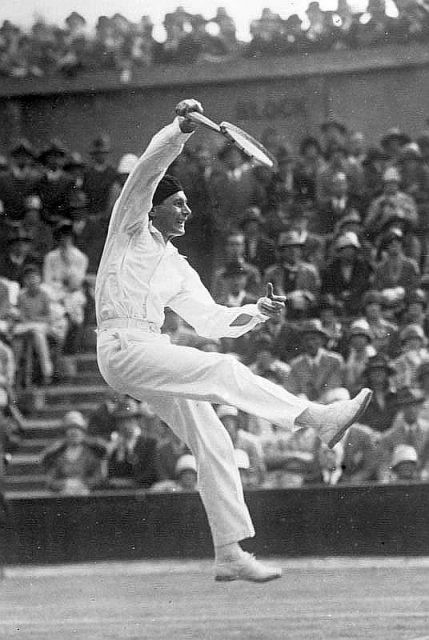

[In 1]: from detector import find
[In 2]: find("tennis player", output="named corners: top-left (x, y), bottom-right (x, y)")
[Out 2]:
top-left (96, 99), bottom-right (372, 582)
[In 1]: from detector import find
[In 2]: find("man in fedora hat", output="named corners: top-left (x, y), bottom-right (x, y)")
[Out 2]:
top-left (0, 229), bottom-right (38, 286)
top-left (359, 353), bottom-right (397, 433)
top-left (263, 230), bottom-right (320, 303)
top-left (36, 139), bottom-right (74, 226)
top-left (0, 139), bottom-right (39, 222)
top-left (106, 401), bottom-right (159, 489)
top-left (96, 98), bottom-right (372, 583)
top-left (286, 318), bottom-right (345, 401)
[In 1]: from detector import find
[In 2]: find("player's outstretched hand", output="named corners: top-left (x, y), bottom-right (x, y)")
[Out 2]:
top-left (257, 282), bottom-right (286, 319)
top-left (175, 99), bottom-right (204, 133)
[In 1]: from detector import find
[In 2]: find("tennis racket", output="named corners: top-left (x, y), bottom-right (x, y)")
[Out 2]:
top-left (185, 111), bottom-right (278, 171)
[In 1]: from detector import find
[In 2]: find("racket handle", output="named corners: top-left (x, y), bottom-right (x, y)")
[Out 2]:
top-left (185, 112), bottom-right (222, 133)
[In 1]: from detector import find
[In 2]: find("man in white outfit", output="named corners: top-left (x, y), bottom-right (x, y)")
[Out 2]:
top-left (96, 99), bottom-right (372, 582)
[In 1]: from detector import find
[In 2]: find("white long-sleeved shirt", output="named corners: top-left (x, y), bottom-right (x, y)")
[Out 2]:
top-left (95, 118), bottom-right (266, 340)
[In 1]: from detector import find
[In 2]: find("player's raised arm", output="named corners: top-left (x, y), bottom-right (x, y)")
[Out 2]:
top-left (108, 99), bottom-right (203, 234)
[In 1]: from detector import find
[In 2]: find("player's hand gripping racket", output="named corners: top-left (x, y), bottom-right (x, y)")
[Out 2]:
top-left (185, 111), bottom-right (278, 171)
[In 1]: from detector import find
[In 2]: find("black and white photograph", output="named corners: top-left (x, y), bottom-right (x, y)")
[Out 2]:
top-left (1, 0), bottom-right (429, 638)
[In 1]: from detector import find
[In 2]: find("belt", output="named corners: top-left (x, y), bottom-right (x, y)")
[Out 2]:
top-left (98, 318), bottom-right (161, 333)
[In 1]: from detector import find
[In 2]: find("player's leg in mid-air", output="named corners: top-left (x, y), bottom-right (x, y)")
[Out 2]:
top-left (97, 330), bottom-right (371, 582)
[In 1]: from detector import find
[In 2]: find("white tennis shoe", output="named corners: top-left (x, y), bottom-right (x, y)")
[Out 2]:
top-left (214, 552), bottom-right (282, 583)
top-left (296, 388), bottom-right (373, 448)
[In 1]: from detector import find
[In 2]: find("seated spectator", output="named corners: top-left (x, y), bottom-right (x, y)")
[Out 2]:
top-left (397, 142), bottom-right (429, 218)
top-left (262, 425), bottom-right (327, 488)
top-left (0, 138), bottom-right (39, 224)
top-left (377, 386), bottom-right (429, 482)
top-left (87, 390), bottom-right (129, 440)
top-left (316, 143), bottom-right (364, 208)
top-left (0, 229), bottom-right (38, 286)
top-left (289, 201), bottom-right (326, 271)
top-left (263, 230), bottom-right (321, 305)
top-left (315, 170), bottom-right (364, 236)
top-left (36, 138), bottom-right (74, 226)
top-left (211, 229), bottom-right (262, 299)
top-left (321, 231), bottom-right (373, 317)
top-left (342, 319), bottom-right (377, 396)
top-left (249, 304), bottom-right (301, 364)
top-left (361, 289), bottom-right (397, 355)
top-left (106, 404), bottom-right (159, 489)
top-left (365, 166), bottom-right (418, 245)
top-left (41, 410), bottom-right (108, 495)
top-left (386, 444), bottom-right (421, 483)
top-left (216, 404), bottom-right (265, 488)
top-left (317, 293), bottom-right (344, 353)
top-left (21, 195), bottom-right (54, 257)
top-left (380, 126), bottom-right (411, 163)
top-left (211, 261), bottom-right (257, 309)
top-left (247, 333), bottom-right (290, 387)
top-left (286, 318), bottom-right (345, 401)
top-left (392, 323), bottom-right (429, 390)
top-left (13, 264), bottom-right (54, 386)
top-left (43, 221), bottom-right (88, 358)
top-left (359, 353), bottom-right (397, 433)
top-left (361, 145), bottom-right (388, 206)
top-left (150, 454), bottom-right (198, 493)
top-left (43, 221), bottom-right (88, 294)
top-left (398, 288), bottom-right (429, 334)
top-left (294, 135), bottom-right (327, 204)
top-left (239, 206), bottom-right (275, 275)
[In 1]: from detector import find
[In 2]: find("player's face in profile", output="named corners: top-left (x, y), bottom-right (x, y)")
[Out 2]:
top-left (152, 190), bottom-right (191, 239)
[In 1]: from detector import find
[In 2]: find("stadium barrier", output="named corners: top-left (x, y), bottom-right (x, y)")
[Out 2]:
top-left (3, 483), bottom-right (429, 565)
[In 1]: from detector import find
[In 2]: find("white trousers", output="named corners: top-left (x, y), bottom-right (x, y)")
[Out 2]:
top-left (97, 329), bottom-right (309, 547)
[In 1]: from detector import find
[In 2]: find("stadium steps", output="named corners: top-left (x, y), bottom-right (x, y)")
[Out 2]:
top-left (7, 453), bottom-right (42, 476)
top-left (7, 348), bottom-right (109, 493)
top-left (4, 473), bottom-right (48, 492)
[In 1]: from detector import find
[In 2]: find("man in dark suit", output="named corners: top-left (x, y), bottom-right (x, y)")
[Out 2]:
top-left (107, 405), bottom-right (159, 489)
top-left (286, 318), bottom-right (345, 401)
top-left (239, 206), bottom-right (276, 275)
top-left (0, 139), bottom-right (39, 223)
top-left (36, 139), bottom-right (75, 226)
top-left (315, 170), bottom-right (364, 236)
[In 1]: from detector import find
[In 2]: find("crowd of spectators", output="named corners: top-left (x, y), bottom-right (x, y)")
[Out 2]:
top-left (1, 1), bottom-right (429, 81)
top-left (3, 107), bottom-right (429, 493)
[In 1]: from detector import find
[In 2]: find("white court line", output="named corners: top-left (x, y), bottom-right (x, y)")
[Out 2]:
top-left (1, 611), bottom-right (429, 627)
top-left (4, 556), bottom-right (429, 578)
